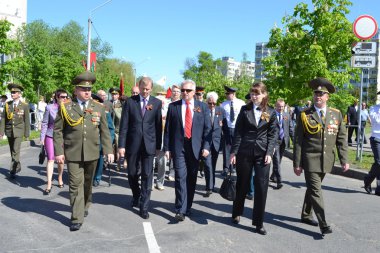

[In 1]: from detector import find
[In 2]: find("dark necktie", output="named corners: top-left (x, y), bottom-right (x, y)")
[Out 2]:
top-left (211, 110), bottom-right (214, 126)
top-left (13, 103), bottom-right (17, 111)
top-left (320, 110), bottom-right (325, 126)
top-left (82, 101), bottom-right (87, 112)
top-left (141, 98), bottom-right (147, 116)
top-left (279, 114), bottom-right (284, 140)
top-left (230, 101), bottom-right (235, 122)
top-left (185, 101), bottom-right (192, 138)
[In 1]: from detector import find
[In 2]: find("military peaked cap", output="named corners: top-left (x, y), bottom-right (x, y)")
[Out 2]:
top-left (309, 77), bottom-right (335, 94)
top-left (72, 71), bottom-right (96, 87)
top-left (7, 83), bottom-right (24, 92)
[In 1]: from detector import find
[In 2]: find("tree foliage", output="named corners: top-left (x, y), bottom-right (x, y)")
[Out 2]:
top-left (183, 51), bottom-right (253, 102)
top-left (1, 20), bottom-right (134, 103)
top-left (262, 0), bottom-right (359, 108)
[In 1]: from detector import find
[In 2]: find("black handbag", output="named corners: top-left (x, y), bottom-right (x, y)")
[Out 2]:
top-left (39, 145), bottom-right (46, 165)
top-left (219, 172), bottom-right (236, 201)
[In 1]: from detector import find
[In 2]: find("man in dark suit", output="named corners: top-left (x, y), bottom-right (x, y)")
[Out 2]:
top-left (270, 98), bottom-right (294, 189)
top-left (54, 71), bottom-right (114, 231)
top-left (293, 77), bottom-right (349, 236)
top-left (203, 91), bottom-right (224, 197)
top-left (118, 77), bottom-right (162, 219)
top-left (164, 80), bottom-right (211, 221)
top-left (347, 99), bottom-right (359, 145)
top-left (0, 84), bottom-right (30, 178)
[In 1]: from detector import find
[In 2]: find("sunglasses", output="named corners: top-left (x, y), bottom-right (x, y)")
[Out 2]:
top-left (208, 102), bottom-right (216, 105)
top-left (59, 95), bottom-right (68, 99)
top-left (11, 91), bottom-right (19, 94)
top-left (181, 89), bottom-right (193, 93)
top-left (195, 92), bottom-right (203, 96)
top-left (314, 91), bottom-right (328, 96)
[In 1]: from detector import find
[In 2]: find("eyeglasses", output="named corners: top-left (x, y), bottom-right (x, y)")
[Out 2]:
top-left (208, 102), bottom-right (216, 105)
top-left (181, 89), bottom-right (193, 93)
top-left (79, 87), bottom-right (92, 92)
top-left (195, 92), bottom-right (203, 96)
top-left (11, 91), bottom-right (18, 94)
top-left (59, 96), bottom-right (68, 99)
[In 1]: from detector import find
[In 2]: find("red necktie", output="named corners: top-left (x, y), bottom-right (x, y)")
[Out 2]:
top-left (185, 101), bottom-right (192, 138)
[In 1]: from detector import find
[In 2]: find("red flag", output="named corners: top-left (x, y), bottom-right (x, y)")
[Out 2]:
top-left (119, 73), bottom-right (124, 95)
top-left (166, 87), bottom-right (172, 99)
top-left (90, 52), bottom-right (96, 72)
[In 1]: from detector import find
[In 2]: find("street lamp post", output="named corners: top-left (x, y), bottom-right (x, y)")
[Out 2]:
top-left (87, 0), bottom-right (112, 71)
top-left (133, 57), bottom-right (151, 86)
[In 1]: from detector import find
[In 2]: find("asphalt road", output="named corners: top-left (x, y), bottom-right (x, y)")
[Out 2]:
top-left (0, 145), bottom-right (379, 253)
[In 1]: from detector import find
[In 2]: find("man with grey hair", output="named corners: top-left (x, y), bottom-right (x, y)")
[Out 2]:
top-left (164, 80), bottom-right (211, 221)
top-left (202, 91), bottom-right (224, 196)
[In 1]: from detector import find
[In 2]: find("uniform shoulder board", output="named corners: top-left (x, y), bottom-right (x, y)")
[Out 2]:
top-left (330, 107), bottom-right (340, 112)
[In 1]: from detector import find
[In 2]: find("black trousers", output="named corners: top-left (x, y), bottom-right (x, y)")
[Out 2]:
top-left (271, 140), bottom-right (285, 183)
top-left (126, 141), bottom-right (154, 212)
top-left (232, 153), bottom-right (270, 228)
top-left (348, 123), bottom-right (358, 143)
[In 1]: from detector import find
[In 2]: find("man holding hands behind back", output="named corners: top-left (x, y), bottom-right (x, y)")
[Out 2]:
top-left (293, 77), bottom-right (349, 236)
top-left (164, 80), bottom-right (211, 221)
top-left (118, 77), bottom-right (162, 219)
top-left (54, 71), bottom-right (114, 231)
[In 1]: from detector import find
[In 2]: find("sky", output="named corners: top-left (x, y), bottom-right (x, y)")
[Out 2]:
top-left (27, 0), bottom-right (380, 87)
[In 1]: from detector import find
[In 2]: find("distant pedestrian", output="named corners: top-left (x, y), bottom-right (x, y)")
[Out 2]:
top-left (360, 102), bottom-right (370, 144)
top-left (0, 83), bottom-right (30, 178)
top-left (347, 99), bottom-right (359, 145)
top-left (270, 98), bottom-right (294, 189)
top-left (40, 89), bottom-right (68, 194)
top-left (221, 86), bottom-right (245, 176)
top-left (293, 77), bottom-right (349, 236)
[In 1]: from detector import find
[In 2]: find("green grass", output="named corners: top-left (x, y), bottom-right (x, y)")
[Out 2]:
top-left (0, 130), bottom-right (40, 146)
top-left (346, 148), bottom-right (373, 171)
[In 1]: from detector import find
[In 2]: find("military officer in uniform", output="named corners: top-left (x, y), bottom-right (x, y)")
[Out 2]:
top-left (293, 77), bottom-right (349, 236)
top-left (109, 87), bottom-right (124, 169)
top-left (54, 71), bottom-right (114, 231)
top-left (0, 84), bottom-right (30, 178)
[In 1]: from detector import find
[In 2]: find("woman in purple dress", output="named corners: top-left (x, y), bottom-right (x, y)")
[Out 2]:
top-left (40, 89), bottom-right (68, 195)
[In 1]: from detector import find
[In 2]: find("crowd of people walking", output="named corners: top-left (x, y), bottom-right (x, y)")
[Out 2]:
top-left (1, 73), bottom-right (380, 235)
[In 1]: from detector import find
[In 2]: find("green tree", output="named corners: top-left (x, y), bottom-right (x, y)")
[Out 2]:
top-left (262, 0), bottom-right (359, 107)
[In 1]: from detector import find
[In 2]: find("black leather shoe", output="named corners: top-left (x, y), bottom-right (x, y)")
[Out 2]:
top-left (203, 190), bottom-right (212, 197)
top-left (246, 194), bottom-right (253, 200)
top-left (70, 223), bottom-right (82, 231)
top-left (301, 218), bottom-right (318, 227)
top-left (364, 181), bottom-right (372, 194)
top-left (140, 211), bottom-right (149, 219)
top-left (232, 216), bottom-right (240, 224)
top-left (256, 226), bottom-right (267, 235)
top-left (321, 226), bottom-right (332, 235)
top-left (269, 176), bottom-right (276, 182)
top-left (175, 213), bottom-right (185, 221)
top-left (276, 183), bottom-right (283, 190)
top-left (84, 210), bottom-right (89, 217)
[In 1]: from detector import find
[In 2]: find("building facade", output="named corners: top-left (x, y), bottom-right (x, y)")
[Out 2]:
top-left (221, 56), bottom-right (255, 80)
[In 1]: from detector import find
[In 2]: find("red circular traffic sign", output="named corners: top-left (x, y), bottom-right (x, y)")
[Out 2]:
top-left (353, 15), bottom-right (378, 40)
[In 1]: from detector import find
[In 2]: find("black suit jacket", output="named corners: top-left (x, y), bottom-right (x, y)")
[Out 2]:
top-left (276, 111), bottom-right (294, 149)
top-left (210, 106), bottom-right (224, 152)
top-left (163, 99), bottom-right (211, 160)
top-left (231, 103), bottom-right (278, 157)
top-left (346, 105), bottom-right (358, 125)
top-left (118, 95), bottom-right (162, 155)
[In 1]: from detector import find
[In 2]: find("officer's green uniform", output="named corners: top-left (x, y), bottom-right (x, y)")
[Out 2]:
top-left (53, 71), bottom-right (112, 226)
top-left (109, 87), bottom-right (123, 168)
top-left (293, 78), bottom-right (348, 230)
top-left (0, 84), bottom-right (30, 177)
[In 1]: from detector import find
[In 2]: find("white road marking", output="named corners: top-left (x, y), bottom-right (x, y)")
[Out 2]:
top-left (143, 222), bottom-right (161, 253)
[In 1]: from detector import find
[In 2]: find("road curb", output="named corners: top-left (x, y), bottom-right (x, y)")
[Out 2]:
top-left (283, 150), bottom-right (368, 181)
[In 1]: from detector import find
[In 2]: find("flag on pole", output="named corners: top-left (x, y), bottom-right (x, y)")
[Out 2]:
top-left (166, 87), bottom-right (172, 99)
top-left (90, 52), bottom-right (97, 72)
top-left (119, 73), bottom-right (124, 95)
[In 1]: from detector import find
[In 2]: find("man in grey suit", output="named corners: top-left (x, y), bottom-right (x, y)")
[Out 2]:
top-left (270, 98), bottom-right (294, 189)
